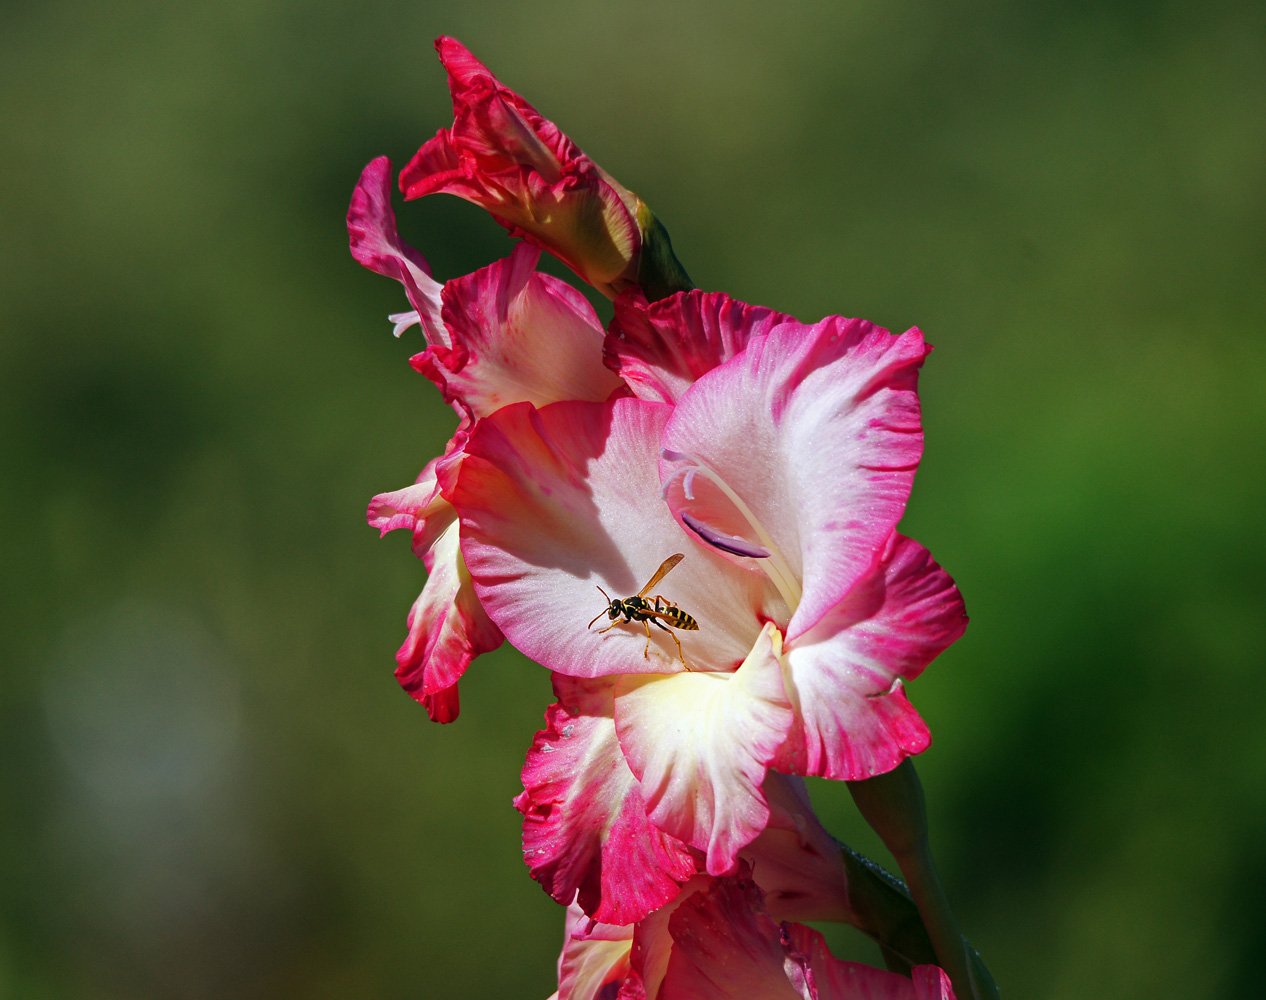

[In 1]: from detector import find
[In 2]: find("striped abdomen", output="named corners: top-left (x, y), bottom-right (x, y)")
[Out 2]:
top-left (651, 598), bottom-right (699, 631)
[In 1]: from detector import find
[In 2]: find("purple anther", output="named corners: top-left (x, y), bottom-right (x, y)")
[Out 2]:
top-left (681, 513), bottom-right (770, 559)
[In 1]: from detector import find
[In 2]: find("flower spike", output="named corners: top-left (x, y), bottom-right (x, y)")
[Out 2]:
top-left (401, 37), bottom-right (691, 299)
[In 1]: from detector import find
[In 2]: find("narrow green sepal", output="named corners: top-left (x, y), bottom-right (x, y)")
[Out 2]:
top-left (833, 840), bottom-right (997, 997)
top-left (635, 202), bottom-right (694, 302)
top-left (838, 843), bottom-right (938, 971)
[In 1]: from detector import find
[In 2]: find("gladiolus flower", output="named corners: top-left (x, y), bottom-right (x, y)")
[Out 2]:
top-left (548, 874), bottom-right (956, 1000)
top-left (349, 155), bottom-right (622, 720)
top-left (451, 293), bottom-right (965, 873)
top-left (352, 42), bottom-right (993, 1000)
top-left (401, 37), bottom-right (684, 299)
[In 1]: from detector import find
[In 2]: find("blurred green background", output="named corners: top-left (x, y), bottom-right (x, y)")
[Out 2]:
top-left (3, 0), bottom-right (1264, 996)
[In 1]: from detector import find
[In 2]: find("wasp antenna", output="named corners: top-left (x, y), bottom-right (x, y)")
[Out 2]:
top-left (587, 585), bottom-right (614, 630)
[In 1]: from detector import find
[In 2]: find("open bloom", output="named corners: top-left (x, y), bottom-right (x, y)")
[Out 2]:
top-left (451, 292), bottom-right (965, 898)
top-left (401, 37), bottom-right (646, 298)
top-left (349, 155), bottom-right (622, 719)
top-left (549, 873), bottom-right (956, 1000)
top-left (517, 675), bottom-right (877, 926)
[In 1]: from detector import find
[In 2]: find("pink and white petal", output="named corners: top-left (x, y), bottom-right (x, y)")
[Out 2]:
top-left (346, 156), bottom-right (446, 344)
top-left (607, 290), bottom-right (797, 405)
top-left (660, 316), bottom-right (930, 641)
top-left (782, 924), bottom-right (957, 1000)
top-left (366, 460), bottom-right (446, 540)
top-left (777, 535), bottom-right (966, 781)
top-left (657, 877), bottom-right (805, 1000)
top-left (393, 519), bottom-right (503, 722)
top-left (740, 774), bottom-right (854, 925)
top-left (551, 671), bottom-right (623, 719)
top-left (555, 901), bottom-right (636, 1000)
top-left (516, 693), bottom-right (697, 925)
top-left (437, 243), bottom-right (623, 417)
top-left (451, 398), bottom-right (775, 678)
top-left (367, 432), bottom-right (471, 556)
top-left (367, 479), bottom-right (443, 538)
top-left (779, 683), bottom-right (929, 784)
top-left (613, 624), bottom-right (794, 875)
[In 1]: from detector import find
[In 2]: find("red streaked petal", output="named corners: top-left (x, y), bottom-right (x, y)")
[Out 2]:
top-left (740, 774), bottom-right (854, 925)
top-left (910, 967), bottom-right (958, 1000)
top-left (555, 901), bottom-right (636, 1000)
top-left (782, 924), bottom-right (958, 1000)
top-left (613, 624), bottom-right (794, 875)
top-left (393, 520), bottom-right (503, 722)
top-left (400, 38), bottom-right (641, 296)
top-left (516, 689), bottom-right (697, 925)
top-left (776, 534), bottom-right (965, 780)
top-left (607, 290), bottom-right (796, 404)
top-left (431, 35), bottom-right (581, 171)
top-left (436, 243), bottom-right (622, 418)
top-left (657, 878), bottom-right (804, 1000)
top-left (346, 156), bottom-right (446, 344)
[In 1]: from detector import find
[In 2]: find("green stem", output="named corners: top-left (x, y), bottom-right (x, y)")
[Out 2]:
top-left (848, 760), bottom-right (1000, 1000)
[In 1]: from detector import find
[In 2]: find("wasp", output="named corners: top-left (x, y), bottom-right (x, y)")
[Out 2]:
top-left (588, 553), bottom-right (699, 666)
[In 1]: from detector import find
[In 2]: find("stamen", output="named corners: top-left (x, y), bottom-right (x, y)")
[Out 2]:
top-left (388, 310), bottom-right (421, 338)
top-left (661, 448), bottom-right (803, 613)
top-left (866, 677), bottom-right (905, 701)
top-left (681, 513), bottom-right (770, 558)
top-left (682, 466), bottom-right (697, 501)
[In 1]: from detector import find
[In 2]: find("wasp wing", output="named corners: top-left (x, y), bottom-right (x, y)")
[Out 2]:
top-left (636, 553), bottom-right (685, 598)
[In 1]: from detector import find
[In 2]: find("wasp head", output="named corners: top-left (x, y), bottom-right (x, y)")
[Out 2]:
top-left (588, 585), bottom-right (622, 630)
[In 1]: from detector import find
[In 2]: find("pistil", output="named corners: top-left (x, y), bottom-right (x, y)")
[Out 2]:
top-left (661, 448), bottom-right (802, 614)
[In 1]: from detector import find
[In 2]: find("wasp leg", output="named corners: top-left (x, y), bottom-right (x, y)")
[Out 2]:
top-left (596, 620), bottom-right (624, 636)
top-left (648, 617), bottom-right (689, 670)
top-left (667, 630), bottom-right (688, 670)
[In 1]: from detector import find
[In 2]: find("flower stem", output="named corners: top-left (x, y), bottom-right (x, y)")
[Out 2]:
top-left (848, 760), bottom-right (1000, 999)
